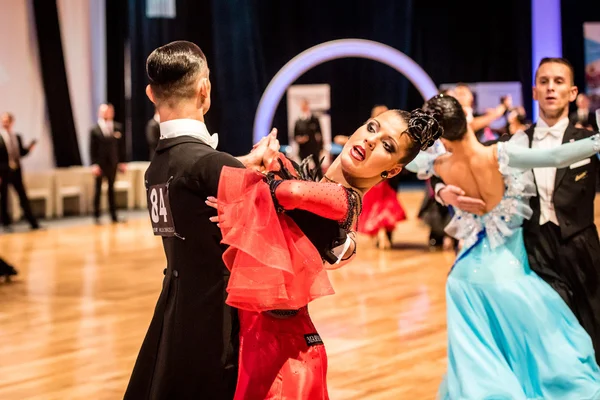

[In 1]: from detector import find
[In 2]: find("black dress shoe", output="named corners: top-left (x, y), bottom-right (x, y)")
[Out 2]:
top-left (0, 260), bottom-right (17, 282)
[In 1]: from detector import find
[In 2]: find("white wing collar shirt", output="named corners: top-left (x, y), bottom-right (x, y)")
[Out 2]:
top-left (159, 119), bottom-right (219, 149)
top-left (531, 117), bottom-right (570, 226)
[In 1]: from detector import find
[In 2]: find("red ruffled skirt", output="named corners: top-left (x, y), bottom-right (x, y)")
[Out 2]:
top-left (217, 167), bottom-right (335, 312)
top-left (235, 307), bottom-right (329, 400)
top-left (357, 181), bottom-right (406, 236)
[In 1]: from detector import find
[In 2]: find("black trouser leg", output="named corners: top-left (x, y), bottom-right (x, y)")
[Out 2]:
top-left (94, 175), bottom-right (103, 219)
top-left (12, 169), bottom-right (38, 228)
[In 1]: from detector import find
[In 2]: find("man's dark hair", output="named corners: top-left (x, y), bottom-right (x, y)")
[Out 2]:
top-left (146, 41), bottom-right (208, 103)
top-left (536, 57), bottom-right (575, 85)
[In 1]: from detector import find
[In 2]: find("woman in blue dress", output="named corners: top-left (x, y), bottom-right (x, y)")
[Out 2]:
top-left (406, 94), bottom-right (600, 399)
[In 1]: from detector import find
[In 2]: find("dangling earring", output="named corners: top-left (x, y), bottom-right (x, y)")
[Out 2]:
top-left (380, 171), bottom-right (388, 179)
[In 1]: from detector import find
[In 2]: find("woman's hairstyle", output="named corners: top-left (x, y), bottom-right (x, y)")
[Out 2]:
top-left (423, 94), bottom-right (467, 141)
top-left (391, 108), bottom-right (444, 165)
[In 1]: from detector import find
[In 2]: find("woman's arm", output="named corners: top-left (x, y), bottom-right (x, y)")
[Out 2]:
top-left (270, 180), bottom-right (351, 222)
top-left (499, 134), bottom-right (600, 169)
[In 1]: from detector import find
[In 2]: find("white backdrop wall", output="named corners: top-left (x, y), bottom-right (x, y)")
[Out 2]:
top-left (58, 0), bottom-right (107, 166)
top-left (0, 0), bottom-right (54, 171)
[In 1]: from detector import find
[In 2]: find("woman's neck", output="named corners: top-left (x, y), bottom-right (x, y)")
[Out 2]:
top-left (322, 158), bottom-right (375, 196)
top-left (445, 130), bottom-right (480, 156)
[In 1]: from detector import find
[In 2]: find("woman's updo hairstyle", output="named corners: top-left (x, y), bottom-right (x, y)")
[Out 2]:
top-left (392, 107), bottom-right (443, 165)
top-left (423, 94), bottom-right (467, 141)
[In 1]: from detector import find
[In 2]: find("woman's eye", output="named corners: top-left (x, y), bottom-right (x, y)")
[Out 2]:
top-left (367, 122), bottom-right (376, 133)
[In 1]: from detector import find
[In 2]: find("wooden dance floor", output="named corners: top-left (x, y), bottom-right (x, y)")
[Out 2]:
top-left (1, 190), bottom-right (600, 399)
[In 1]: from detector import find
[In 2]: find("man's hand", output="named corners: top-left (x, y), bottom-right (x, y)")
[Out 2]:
top-left (261, 129), bottom-right (281, 171)
top-left (295, 134), bottom-right (309, 144)
top-left (238, 128), bottom-right (279, 171)
top-left (439, 185), bottom-right (486, 215)
top-left (118, 163), bottom-right (127, 173)
top-left (333, 135), bottom-right (348, 145)
top-left (92, 164), bottom-right (102, 177)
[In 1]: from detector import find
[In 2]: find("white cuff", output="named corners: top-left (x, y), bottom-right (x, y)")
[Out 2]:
top-left (434, 183), bottom-right (446, 205)
top-left (332, 236), bottom-right (353, 264)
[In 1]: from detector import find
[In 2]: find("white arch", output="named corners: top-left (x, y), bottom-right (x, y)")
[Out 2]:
top-left (253, 39), bottom-right (438, 143)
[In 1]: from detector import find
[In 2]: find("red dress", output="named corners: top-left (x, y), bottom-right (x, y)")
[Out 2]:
top-left (234, 307), bottom-right (329, 399)
top-left (357, 180), bottom-right (406, 236)
top-left (217, 156), bottom-right (359, 399)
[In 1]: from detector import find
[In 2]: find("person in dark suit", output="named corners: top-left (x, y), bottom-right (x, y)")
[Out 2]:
top-left (570, 93), bottom-right (598, 132)
top-left (146, 108), bottom-right (160, 159)
top-left (436, 58), bottom-right (600, 360)
top-left (0, 112), bottom-right (40, 231)
top-left (89, 103), bottom-right (126, 224)
top-left (124, 40), bottom-right (276, 400)
top-left (294, 98), bottom-right (323, 177)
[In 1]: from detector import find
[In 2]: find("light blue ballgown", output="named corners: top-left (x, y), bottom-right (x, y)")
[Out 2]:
top-left (406, 132), bottom-right (600, 399)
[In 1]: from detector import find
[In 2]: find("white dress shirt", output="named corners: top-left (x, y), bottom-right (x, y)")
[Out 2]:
top-left (532, 117), bottom-right (570, 226)
top-left (0, 129), bottom-right (20, 169)
top-left (464, 107), bottom-right (474, 124)
top-left (98, 118), bottom-right (114, 136)
top-left (159, 119), bottom-right (218, 149)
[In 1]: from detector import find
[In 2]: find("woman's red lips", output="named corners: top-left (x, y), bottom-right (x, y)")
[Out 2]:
top-left (350, 145), bottom-right (365, 161)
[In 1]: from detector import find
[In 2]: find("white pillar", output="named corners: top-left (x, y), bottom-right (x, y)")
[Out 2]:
top-left (90, 0), bottom-right (106, 148)
top-left (532, 0), bottom-right (562, 121)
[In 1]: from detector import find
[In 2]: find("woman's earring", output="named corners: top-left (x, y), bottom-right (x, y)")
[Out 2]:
top-left (381, 171), bottom-right (388, 179)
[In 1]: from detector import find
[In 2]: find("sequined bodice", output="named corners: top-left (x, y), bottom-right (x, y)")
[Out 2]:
top-left (445, 141), bottom-right (536, 251)
top-left (446, 150), bottom-right (536, 252)
top-left (408, 136), bottom-right (537, 252)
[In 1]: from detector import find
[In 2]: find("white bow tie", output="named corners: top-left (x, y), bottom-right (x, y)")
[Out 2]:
top-left (534, 126), bottom-right (563, 140)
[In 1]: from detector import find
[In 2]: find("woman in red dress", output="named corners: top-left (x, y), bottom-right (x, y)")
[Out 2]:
top-left (210, 108), bottom-right (443, 399)
top-left (357, 177), bottom-right (406, 249)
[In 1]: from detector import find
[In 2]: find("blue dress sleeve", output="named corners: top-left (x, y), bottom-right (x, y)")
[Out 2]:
top-left (405, 139), bottom-right (447, 179)
top-left (500, 133), bottom-right (600, 170)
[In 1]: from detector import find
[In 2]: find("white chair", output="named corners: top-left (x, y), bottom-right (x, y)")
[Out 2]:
top-left (54, 168), bottom-right (87, 217)
top-left (10, 171), bottom-right (55, 221)
top-left (71, 166), bottom-right (134, 213)
top-left (127, 161), bottom-right (151, 209)
top-left (111, 168), bottom-right (135, 210)
top-left (68, 166), bottom-right (95, 215)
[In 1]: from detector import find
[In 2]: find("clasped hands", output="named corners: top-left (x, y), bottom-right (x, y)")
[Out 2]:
top-left (206, 128), bottom-right (282, 226)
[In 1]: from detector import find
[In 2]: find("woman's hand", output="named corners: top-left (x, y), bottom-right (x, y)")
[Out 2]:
top-left (205, 196), bottom-right (220, 227)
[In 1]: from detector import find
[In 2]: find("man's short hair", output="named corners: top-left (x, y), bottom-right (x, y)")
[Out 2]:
top-left (146, 41), bottom-right (208, 103)
top-left (535, 57), bottom-right (575, 85)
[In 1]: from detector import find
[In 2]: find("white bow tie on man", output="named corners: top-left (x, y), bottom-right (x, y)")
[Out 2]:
top-left (533, 126), bottom-right (563, 141)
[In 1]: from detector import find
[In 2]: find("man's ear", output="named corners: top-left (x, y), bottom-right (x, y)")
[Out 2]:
top-left (146, 85), bottom-right (156, 104)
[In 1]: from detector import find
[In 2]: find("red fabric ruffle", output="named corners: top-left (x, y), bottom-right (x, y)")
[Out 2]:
top-left (217, 167), bottom-right (335, 312)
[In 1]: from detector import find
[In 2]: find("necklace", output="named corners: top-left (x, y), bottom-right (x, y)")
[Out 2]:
top-left (323, 175), bottom-right (339, 184)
